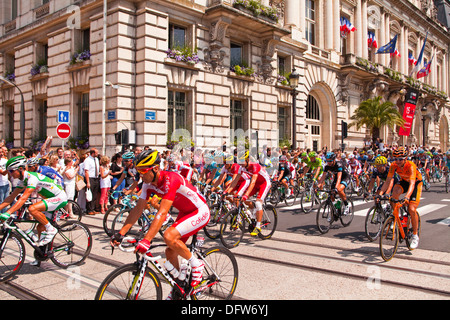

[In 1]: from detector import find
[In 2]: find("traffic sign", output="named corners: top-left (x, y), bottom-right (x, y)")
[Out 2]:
top-left (56, 123), bottom-right (71, 140)
top-left (58, 110), bottom-right (70, 123)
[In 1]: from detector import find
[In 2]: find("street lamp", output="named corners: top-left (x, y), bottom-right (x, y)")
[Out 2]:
top-left (421, 105), bottom-right (427, 147)
top-left (0, 75), bottom-right (25, 148)
top-left (289, 68), bottom-right (300, 150)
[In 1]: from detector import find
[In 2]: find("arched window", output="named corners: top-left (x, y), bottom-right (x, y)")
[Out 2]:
top-left (306, 95), bottom-right (320, 120)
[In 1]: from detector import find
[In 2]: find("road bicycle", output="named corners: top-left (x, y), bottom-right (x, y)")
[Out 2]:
top-left (300, 178), bottom-right (328, 213)
top-left (379, 198), bottom-right (421, 262)
top-left (316, 189), bottom-right (354, 234)
top-left (267, 180), bottom-right (299, 207)
top-left (0, 203), bottom-right (92, 281)
top-left (429, 165), bottom-right (442, 183)
top-left (95, 233), bottom-right (238, 300)
top-left (219, 198), bottom-right (277, 248)
top-left (103, 192), bottom-right (138, 236)
top-left (444, 169), bottom-right (449, 193)
top-left (364, 195), bottom-right (392, 242)
top-left (418, 168), bottom-right (431, 191)
top-left (203, 192), bottom-right (233, 240)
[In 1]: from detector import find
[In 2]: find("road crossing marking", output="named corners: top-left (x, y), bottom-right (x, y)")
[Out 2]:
top-left (438, 217), bottom-right (450, 226)
top-left (353, 203), bottom-right (447, 217)
top-left (441, 199), bottom-right (450, 202)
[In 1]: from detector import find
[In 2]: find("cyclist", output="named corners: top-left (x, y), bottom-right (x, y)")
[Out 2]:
top-left (379, 147), bottom-right (422, 249)
top-left (276, 155), bottom-right (293, 198)
top-left (0, 156), bottom-right (68, 246)
top-left (302, 151), bottom-right (324, 183)
top-left (110, 149), bottom-right (210, 290)
top-left (235, 150), bottom-right (271, 236)
top-left (368, 156), bottom-right (396, 196)
top-left (317, 152), bottom-right (351, 215)
top-left (347, 154), bottom-right (362, 192)
top-left (27, 157), bottom-right (65, 188)
top-left (110, 151), bottom-right (140, 196)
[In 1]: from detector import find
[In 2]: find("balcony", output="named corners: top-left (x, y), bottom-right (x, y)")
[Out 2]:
top-left (34, 2), bottom-right (50, 19)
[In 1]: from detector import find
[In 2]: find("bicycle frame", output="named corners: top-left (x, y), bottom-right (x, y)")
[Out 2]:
top-left (390, 202), bottom-right (409, 240)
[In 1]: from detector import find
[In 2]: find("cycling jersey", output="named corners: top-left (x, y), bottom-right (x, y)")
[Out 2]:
top-left (348, 159), bottom-right (362, 175)
top-left (140, 170), bottom-right (210, 241)
top-left (239, 162), bottom-right (271, 200)
top-left (36, 166), bottom-right (65, 188)
top-left (277, 163), bottom-right (292, 180)
top-left (16, 171), bottom-right (67, 212)
top-left (387, 160), bottom-right (422, 183)
top-left (324, 160), bottom-right (351, 187)
top-left (304, 158), bottom-right (323, 175)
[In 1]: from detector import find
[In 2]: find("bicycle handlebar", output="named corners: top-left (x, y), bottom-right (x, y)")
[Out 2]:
top-left (117, 236), bottom-right (165, 262)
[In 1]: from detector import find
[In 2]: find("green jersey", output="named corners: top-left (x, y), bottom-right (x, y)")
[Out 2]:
top-left (304, 157), bottom-right (324, 174)
top-left (17, 171), bottom-right (64, 199)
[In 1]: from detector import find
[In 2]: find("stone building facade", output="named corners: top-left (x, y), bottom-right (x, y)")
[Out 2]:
top-left (0, 0), bottom-right (449, 156)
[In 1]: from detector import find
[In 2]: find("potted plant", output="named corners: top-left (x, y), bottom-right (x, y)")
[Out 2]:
top-left (30, 59), bottom-right (48, 76)
top-left (230, 63), bottom-right (256, 77)
top-left (165, 46), bottom-right (200, 65)
top-left (3, 70), bottom-right (15, 82)
top-left (70, 49), bottom-right (91, 65)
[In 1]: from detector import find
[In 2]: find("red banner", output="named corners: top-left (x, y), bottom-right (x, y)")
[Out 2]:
top-left (398, 90), bottom-right (419, 136)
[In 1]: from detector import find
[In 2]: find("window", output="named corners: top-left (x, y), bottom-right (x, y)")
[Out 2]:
top-left (306, 95), bottom-right (320, 120)
top-left (230, 43), bottom-right (243, 67)
top-left (11, 0), bottom-right (18, 20)
top-left (169, 24), bottom-right (186, 49)
top-left (168, 91), bottom-right (187, 137)
top-left (278, 106), bottom-right (290, 142)
top-left (305, 0), bottom-right (316, 45)
top-left (82, 28), bottom-right (90, 52)
top-left (230, 100), bottom-right (244, 131)
top-left (3, 103), bottom-right (14, 142)
top-left (36, 99), bottom-right (48, 140)
top-left (77, 92), bottom-right (90, 137)
top-left (278, 56), bottom-right (286, 76)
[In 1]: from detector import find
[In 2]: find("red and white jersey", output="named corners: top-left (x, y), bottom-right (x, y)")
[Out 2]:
top-left (347, 159), bottom-right (362, 174)
top-left (221, 163), bottom-right (251, 182)
top-left (238, 162), bottom-right (271, 186)
top-left (140, 171), bottom-right (206, 214)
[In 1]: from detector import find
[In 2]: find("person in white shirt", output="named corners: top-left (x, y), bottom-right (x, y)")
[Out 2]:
top-left (62, 157), bottom-right (78, 218)
top-left (99, 156), bottom-right (111, 214)
top-left (0, 147), bottom-right (10, 213)
top-left (84, 148), bottom-right (100, 215)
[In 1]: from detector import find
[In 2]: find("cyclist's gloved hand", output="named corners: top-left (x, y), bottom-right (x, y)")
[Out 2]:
top-left (241, 195), bottom-right (248, 202)
top-left (0, 212), bottom-right (11, 221)
top-left (135, 239), bottom-right (151, 254)
top-left (110, 232), bottom-right (124, 247)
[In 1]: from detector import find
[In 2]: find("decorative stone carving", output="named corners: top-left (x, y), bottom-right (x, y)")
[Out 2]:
top-left (203, 18), bottom-right (231, 73)
top-left (337, 71), bottom-right (354, 104)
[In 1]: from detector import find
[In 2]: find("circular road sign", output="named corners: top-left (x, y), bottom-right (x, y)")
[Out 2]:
top-left (56, 123), bottom-right (71, 140)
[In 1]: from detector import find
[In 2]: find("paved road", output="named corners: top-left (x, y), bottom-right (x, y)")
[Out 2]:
top-left (0, 180), bottom-right (448, 302)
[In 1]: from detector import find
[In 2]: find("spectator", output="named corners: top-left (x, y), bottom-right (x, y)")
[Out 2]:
top-left (62, 157), bottom-right (77, 219)
top-left (84, 148), bottom-right (100, 215)
top-left (99, 156), bottom-right (111, 214)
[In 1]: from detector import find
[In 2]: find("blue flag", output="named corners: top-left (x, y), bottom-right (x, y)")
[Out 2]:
top-left (376, 35), bottom-right (398, 54)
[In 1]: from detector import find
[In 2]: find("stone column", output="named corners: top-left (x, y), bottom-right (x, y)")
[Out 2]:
top-left (285, 0), bottom-right (300, 28)
top-left (333, 0), bottom-right (340, 52)
top-left (325, 0), bottom-right (333, 50)
top-left (355, 0), bottom-right (363, 57)
top-left (361, 0), bottom-right (368, 59)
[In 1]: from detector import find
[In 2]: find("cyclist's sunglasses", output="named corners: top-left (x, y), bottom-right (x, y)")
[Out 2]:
top-left (394, 157), bottom-right (406, 161)
top-left (136, 166), bottom-right (155, 174)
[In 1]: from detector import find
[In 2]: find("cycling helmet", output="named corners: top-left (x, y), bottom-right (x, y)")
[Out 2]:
top-left (392, 147), bottom-right (407, 158)
top-left (122, 151), bottom-right (135, 160)
top-left (308, 151), bottom-right (317, 158)
top-left (325, 152), bottom-right (336, 160)
top-left (300, 152), bottom-right (308, 158)
top-left (224, 153), bottom-right (234, 164)
top-left (167, 155), bottom-right (175, 162)
top-left (134, 149), bottom-right (160, 168)
top-left (237, 150), bottom-right (249, 161)
top-left (6, 156), bottom-right (27, 171)
top-left (348, 154), bottom-right (355, 159)
top-left (367, 150), bottom-right (374, 155)
top-left (279, 155), bottom-right (287, 162)
top-left (27, 157), bottom-right (40, 166)
top-left (374, 156), bottom-right (387, 166)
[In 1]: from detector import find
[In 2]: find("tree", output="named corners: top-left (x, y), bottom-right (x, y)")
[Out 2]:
top-left (349, 96), bottom-right (405, 142)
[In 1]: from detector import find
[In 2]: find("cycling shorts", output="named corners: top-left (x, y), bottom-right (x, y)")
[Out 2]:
top-left (332, 175), bottom-right (351, 188)
top-left (234, 179), bottom-right (250, 197)
top-left (395, 179), bottom-right (422, 206)
top-left (42, 192), bottom-right (68, 219)
top-left (247, 180), bottom-right (271, 201)
top-left (172, 204), bottom-right (210, 243)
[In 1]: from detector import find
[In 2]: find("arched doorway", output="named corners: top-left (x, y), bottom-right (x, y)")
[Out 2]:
top-left (305, 94), bottom-right (322, 151)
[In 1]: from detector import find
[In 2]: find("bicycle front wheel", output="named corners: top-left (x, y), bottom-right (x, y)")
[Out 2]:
top-left (95, 263), bottom-right (162, 300)
top-left (0, 231), bottom-right (25, 282)
top-left (203, 204), bottom-right (225, 240)
top-left (339, 199), bottom-right (354, 227)
top-left (103, 204), bottom-right (124, 236)
top-left (219, 210), bottom-right (245, 249)
top-left (316, 201), bottom-right (333, 234)
top-left (50, 221), bottom-right (92, 268)
top-left (379, 216), bottom-right (399, 262)
top-left (365, 206), bottom-right (384, 241)
top-left (192, 246), bottom-right (238, 300)
top-left (68, 200), bottom-right (83, 221)
top-left (300, 187), bottom-right (316, 213)
top-left (258, 205), bottom-right (277, 240)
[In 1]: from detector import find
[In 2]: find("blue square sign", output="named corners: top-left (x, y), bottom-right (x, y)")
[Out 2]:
top-left (145, 111), bottom-right (156, 121)
top-left (58, 110), bottom-right (70, 123)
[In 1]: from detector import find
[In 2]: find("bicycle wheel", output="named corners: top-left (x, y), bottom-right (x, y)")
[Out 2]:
top-left (284, 185), bottom-right (298, 207)
top-left (203, 204), bottom-right (225, 240)
top-left (110, 208), bottom-right (144, 238)
top-left (50, 221), bottom-right (92, 268)
top-left (219, 210), bottom-right (245, 249)
top-left (316, 201), bottom-right (333, 234)
top-left (267, 187), bottom-right (280, 207)
top-left (340, 199), bottom-right (354, 227)
top-left (300, 186), bottom-right (316, 213)
top-left (379, 216), bottom-right (399, 262)
top-left (446, 174), bottom-right (449, 193)
top-left (258, 205), bottom-right (277, 240)
top-left (95, 263), bottom-right (163, 300)
top-left (67, 200), bottom-right (83, 221)
top-left (192, 246), bottom-right (238, 300)
top-left (0, 231), bottom-right (25, 282)
top-left (365, 205), bottom-right (384, 241)
top-left (406, 212), bottom-right (421, 251)
top-left (103, 204), bottom-right (124, 236)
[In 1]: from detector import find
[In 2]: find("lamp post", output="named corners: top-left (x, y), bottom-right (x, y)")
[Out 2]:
top-left (421, 105), bottom-right (427, 147)
top-left (289, 68), bottom-right (300, 150)
top-left (0, 75), bottom-right (25, 148)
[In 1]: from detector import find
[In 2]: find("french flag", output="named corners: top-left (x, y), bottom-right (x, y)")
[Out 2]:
top-left (408, 52), bottom-right (417, 66)
top-left (417, 55), bottom-right (433, 79)
top-left (390, 48), bottom-right (401, 58)
top-left (340, 17), bottom-right (356, 35)
top-left (368, 31), bottom-right (378, 48)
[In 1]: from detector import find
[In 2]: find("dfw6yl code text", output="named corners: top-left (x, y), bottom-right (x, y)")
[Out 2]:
top-left (181, 305), bottom-right (269, 318)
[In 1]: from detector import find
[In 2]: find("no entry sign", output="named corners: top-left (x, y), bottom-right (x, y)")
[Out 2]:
top-left (56, 123), bottom-right (71, 140)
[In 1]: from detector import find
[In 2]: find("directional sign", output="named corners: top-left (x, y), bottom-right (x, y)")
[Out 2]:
top-left (56, 123), bottom-right (71, 140)
top-left (145, 111), bottom-right (156, 121)
top-left (58, 110), bottom-right (70, 124)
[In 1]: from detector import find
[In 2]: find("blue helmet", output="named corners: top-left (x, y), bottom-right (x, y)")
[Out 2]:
top-left (325, 152), bottom-right (336, 160)
top-left (122, 151), bottom-right (135, 160)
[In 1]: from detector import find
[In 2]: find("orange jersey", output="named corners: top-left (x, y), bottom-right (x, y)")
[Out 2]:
top-left (388, 160), bottom-right (422, 182)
